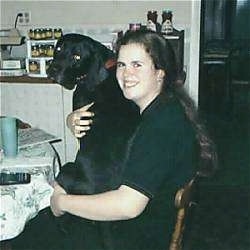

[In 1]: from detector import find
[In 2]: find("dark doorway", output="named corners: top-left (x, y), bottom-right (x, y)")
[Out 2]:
top-left (199, 0), bottom-right (250, 115)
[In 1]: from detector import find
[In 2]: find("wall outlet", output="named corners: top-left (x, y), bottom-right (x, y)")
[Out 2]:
top-left (18, 11), bottom-right (31, 25)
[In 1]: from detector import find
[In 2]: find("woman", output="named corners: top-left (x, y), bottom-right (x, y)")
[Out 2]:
top-left (51, 30), bottom-right (217, 250)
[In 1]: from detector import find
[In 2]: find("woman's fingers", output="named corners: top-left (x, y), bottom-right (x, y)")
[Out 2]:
top-left (75, 131), bottom-right (88, 138)
top-left (66, 102), bottom-right (95, 138)
top-left (76, 118), bottom-right (93, 126)
top-left (74, 124), bottom-right (90, 135)
top-left (78, 102), bottom-right (95, 112)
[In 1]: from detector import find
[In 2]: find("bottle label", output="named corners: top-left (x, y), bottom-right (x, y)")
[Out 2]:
top-left (161, 20), bottom-right (173, 34)
top-left (147, 20), bottom-right (156, 32)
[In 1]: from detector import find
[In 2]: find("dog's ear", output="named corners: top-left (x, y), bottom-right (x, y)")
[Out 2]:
top-left (84, 48), bottom-right (108, 91)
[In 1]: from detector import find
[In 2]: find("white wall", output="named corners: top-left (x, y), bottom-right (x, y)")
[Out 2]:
top-left (187, 0), bottom-right (201, 104)
top-left (1, 1), bottom-right (191, 27)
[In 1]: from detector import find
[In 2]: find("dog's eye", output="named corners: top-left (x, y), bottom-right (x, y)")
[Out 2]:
top-left (73, 55), bottom-right (81, 61)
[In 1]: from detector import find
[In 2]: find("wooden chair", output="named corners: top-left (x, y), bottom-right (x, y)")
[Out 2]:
top-left (169, 174), bottom-right (199, 250)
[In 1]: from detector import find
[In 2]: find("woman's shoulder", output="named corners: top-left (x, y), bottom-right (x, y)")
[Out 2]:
top-left (159, 93), bottom-right (196, 136)
top-left (159, 92), bottom-right (186, 119)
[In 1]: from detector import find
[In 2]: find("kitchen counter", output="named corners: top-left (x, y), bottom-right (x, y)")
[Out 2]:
top-left (0, 75), bottom-right (54, 84)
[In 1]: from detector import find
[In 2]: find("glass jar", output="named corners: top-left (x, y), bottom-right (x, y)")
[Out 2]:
top-left (29, 61), bottom-right (39, 73)
top-left (31, 45), bottom-right (40, 57)
top-left (34, 29), bottom-right (42, 40)
top-left (28, 29), bottom-right (34, 39)
top-left (40, 29), bottom-right (46, 40)
top-left (38, 44), bottom-right (45, 57)
top-left (46, 45), bottom-right (54, 57)
top-left (45, 28), bottom-right (53, 39)
top-left (54, 28), bottom-right (62, 39)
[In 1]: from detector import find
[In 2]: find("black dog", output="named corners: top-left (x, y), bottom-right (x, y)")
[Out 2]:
top-left (47, 34), bottom-right (139, 195)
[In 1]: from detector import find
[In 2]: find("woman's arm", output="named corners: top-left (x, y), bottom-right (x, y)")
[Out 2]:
top-left (50, 183), bottom-right (149, 221)
top-left (66, 102), bottom-right (95, 138)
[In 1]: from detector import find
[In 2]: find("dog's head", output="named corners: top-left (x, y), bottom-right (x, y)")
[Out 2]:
top-left (47, 33), bottom-right (115, 90)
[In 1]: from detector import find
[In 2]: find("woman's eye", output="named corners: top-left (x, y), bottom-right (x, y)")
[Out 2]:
top-left (132, 62), bottom-right (142, 68)
top-left (117, 62), bottom-right (125, 68)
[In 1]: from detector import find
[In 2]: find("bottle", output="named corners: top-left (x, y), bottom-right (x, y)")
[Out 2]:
top-left (38, 44), bottom-right (45, 57)
top-left (54, 28), bottom-right (63, 39)
top-left (29, 61), bottom-right (39, 73)
top-left (31, 45), bottom-right (39, 57)
top-left (28, 29), bottom-right (34, 39)
top-left (34, 29), bottom-right (42, 40)
top-left (146, 11), bottom-right (161, 32)
top-left (40, 29), bottom-right (46, 40)
top-left (161, 10), bottom-right (173, 35)
top-left (129, 23), bottom-right (141, 31)
top-left (45, 28), bottom-right (53, 39)
top-left (46, 45), bottom-right (54, 57)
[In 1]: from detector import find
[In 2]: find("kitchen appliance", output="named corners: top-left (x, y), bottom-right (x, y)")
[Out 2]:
top-left (0, 28), bottom-right (26, 76)
top-left (0, 58), bottom-right (26, 77)
top-left (0, 28), bottom-right (24, 45)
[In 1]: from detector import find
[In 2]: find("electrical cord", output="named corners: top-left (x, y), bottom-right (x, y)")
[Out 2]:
top-left (9, 13), bottom-right (22, 55)
top-left (15, 13), bottom-right (22, 28)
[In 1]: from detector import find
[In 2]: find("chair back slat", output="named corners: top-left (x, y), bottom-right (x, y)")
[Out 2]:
top-left (169, 174), bottom-right (198, 250)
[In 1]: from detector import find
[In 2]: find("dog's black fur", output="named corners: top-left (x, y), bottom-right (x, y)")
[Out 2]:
top-left (47, 33), bottom-right (139, 195)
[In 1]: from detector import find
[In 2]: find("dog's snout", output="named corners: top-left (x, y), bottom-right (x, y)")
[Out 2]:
top-left (48, 62), bottom-right (61, 71)
top-left (47, 62), bottom-right (61, 77)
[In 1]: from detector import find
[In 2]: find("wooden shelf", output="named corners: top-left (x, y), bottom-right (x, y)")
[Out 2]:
top-left (0, 75), bottom-right (55, 84)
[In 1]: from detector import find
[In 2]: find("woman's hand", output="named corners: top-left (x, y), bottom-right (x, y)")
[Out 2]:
top-left (50, 182), bottom-right (67, 217)
top-left (66, 102), bottom-right (95, 138)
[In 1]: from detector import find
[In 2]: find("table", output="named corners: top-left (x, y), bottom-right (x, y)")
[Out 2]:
top-left (0, 143), bottom-right (59, 241)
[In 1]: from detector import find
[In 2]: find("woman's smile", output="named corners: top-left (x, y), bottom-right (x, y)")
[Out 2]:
top-left (123, 79), bottom-right (139, 88)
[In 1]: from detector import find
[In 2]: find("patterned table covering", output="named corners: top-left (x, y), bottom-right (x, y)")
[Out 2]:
top-left (0, 143), bottom-right (59, 241)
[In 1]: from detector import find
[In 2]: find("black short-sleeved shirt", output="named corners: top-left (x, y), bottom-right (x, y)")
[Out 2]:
top-left (110, 92), bottom-right (197, 250)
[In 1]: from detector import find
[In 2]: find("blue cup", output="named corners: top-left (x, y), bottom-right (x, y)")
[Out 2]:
top-left (0, 117), bottom-right (18, 158)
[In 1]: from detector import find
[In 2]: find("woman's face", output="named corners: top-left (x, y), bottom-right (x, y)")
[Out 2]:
top-left (116, 43), bottom-right (164, 113)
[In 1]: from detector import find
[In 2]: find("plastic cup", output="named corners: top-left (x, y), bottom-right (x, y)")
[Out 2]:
top-left (0, 117), bottom-right (18, 158)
